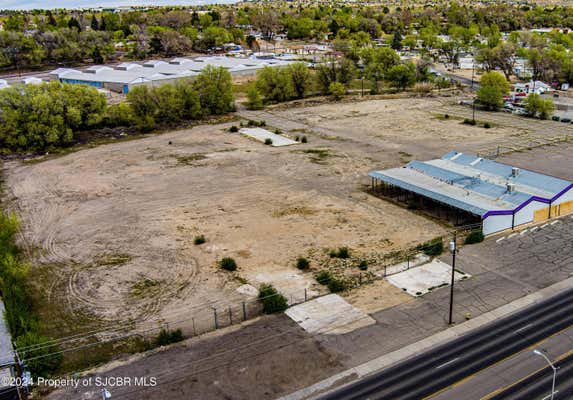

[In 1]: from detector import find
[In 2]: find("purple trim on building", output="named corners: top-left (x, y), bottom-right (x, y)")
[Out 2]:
top-left (481, 183), bottom-right (573, 220)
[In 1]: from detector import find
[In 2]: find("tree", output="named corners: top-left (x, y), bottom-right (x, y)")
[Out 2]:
top-left (391, 31), bottom-right (403, 50)
top-left (91, 46), bottom-right (103, 63)
top-left (477, 71), bottom-right (509, 111)
top-left (524, 93), bottom-right (555, 119)
top-left (287, 62), bottom-right (311, 99)
top-left (386, 62), bottom-right (416, 90)
top-left (0, 82), bottom-right (106, 152)
top-left (480, 71), bottom-right (510, 94)
top-left (246, 85), bottom-right (263, 110)
top-left (477, 86), bottom-right (504, 111)
top-left (68, 16), bottom-right (81, 31)
top-left (90, 15), bottom-right (99, 31)
top-left (329, 82), bottom-right (346, 99)
top-left (256, 66), bottom-right (294, 102)
top-left (362, 47), bottom-right (400, 93)
top-left (193, 65), bottom-right (234, 115)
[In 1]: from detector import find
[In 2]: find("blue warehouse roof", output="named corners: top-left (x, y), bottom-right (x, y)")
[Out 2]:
top-left (369, 151), bottom-right (573, 218)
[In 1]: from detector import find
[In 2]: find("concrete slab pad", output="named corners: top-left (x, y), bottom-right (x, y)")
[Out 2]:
top-left (386, 259), bottom-right (470, 297)
top-left (285, 294), bottom-right (375, 335)
top-left (239, 127), bottom-right (298, 147)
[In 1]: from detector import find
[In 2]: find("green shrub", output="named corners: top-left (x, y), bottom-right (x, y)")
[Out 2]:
top-left (194, 235), bottom-right (206, 245)
top-left (483, 122), bottom-right (491, 129)
top-left (155, 328), bottom-right (184, 346)
top-left (229, 125), bottom-right (239, 133)
top-left (220, 257), bottom-right (237, 271)
top-left (465, 230), bottom-right (485, 244)
top-left (417, 237), bottom-right (444, 256)
top-left (16, 332), bottom-right (62, 378)
top-left (463, 118), bottom-right (477, 126)
top-left (258, 284), bottom-right (288, 314)
top-left (329, 82), bottom-right (346, 100)
top-left (315, 270), bottom-right (333, 285)
top-left (358, 260), bottom-right (368, 270)
top-left (246, 85), bottom-right (263, 110)
top-left (301, 136), bottom-right (308, 143)
top-left (330, 246), bottom-right (350, 259)
top-left (295, 136), bottom-right (300, 141)
top-left (444, 114), bottom-right (450, 119)
top-left (328, 278), bottom-right (347, 293)
top-left (264, 138), bottom-right (273, 145)
top-left (296, 257), bottom-right (310, 270)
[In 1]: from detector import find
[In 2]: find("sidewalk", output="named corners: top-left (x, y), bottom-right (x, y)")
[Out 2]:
top-left (280, 275), bottom-right (573, 400)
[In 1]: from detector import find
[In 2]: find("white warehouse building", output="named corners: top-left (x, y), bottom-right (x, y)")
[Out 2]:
top-left (369, 151), bottom-right (573, 235)
top-left (49, 55), bottom-right (296, 94)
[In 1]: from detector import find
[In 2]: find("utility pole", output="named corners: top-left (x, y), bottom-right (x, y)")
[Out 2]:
top-left (448, 232), bottom-right (457, 325)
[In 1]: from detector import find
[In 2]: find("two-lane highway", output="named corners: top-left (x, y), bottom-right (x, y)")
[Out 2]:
top-left (319, 287), bottom-right (573, 400)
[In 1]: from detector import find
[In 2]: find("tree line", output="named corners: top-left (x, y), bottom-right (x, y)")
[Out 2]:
top-left (0, 65), bottom-right (234, 153)
top-left (5, 2), bottom-right (573, 71)
top-left (249, 50), bottom-right (450, 108)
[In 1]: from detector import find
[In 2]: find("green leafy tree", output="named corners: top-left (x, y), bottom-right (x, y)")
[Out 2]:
top-left (391, 31), bottom-right (403, 50)
top-left (477, 86), bottom-right (503, 111)
top-left (287, 62), bottom-right (311, 99)
top-left (524, 93), bottom-right (555, 119)
top-left (246, 85), bottom-right (263, 110)
top-left (193, 65), bottom-right (234, 115)
top-left (477, 71), bottom-right (510, 111)
top-left (0, 82), bottom-right (106, 152)
top-left (386, 62), bottom-right (416, 91)
top-left (256, 66), bottom-right (294, 102)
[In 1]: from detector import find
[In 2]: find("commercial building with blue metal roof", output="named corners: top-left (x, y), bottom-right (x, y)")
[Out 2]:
top-left (369, 151), bottom-right (573, 235)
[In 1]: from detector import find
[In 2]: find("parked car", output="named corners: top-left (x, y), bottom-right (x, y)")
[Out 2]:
top-left (552, 116), bottom-right (561, 121)
top-left (561, 118), bottom-right (571, 123)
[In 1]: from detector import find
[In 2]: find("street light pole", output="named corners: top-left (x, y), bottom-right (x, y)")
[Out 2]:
top-left (448, 232), bottom-right (457, 325)
top-left (533, 350), bottom-right (558, 400)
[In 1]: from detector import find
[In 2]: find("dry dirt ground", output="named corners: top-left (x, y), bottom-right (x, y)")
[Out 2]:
top-left (2, 97), bottom-right (530, 352)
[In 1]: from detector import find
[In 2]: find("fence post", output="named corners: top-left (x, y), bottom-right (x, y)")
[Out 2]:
top-left (242, 302), bottom-right (247, 321)
top-left (407, 256), bottom-right (410, 269)
top-left (213, 307), bottom-right (218, 329)
top-left (384, 265), bottom-right (387, 277)
top-left (304, 288), bottom-right (307, 302)
top-left (229, 306), bottom-right (232, 325)
top-left (359, 273), bottom-right (362, 285)
top-left (192, 317), bottom-right (196, 336)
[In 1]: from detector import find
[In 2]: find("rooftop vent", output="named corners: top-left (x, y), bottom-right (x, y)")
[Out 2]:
top-left (507, 183), bottom-right (516, 193)
top-left (511, 167), bottom-right (520, 177)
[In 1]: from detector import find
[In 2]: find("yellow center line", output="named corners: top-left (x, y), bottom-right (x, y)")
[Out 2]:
top-left (423, 324), bottom-right (573, 400)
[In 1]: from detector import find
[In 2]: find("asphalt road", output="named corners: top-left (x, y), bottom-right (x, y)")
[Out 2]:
top-left (318, 287), bottom-right (573, 400)
top-left (432, 325), bottom-right (573, 400)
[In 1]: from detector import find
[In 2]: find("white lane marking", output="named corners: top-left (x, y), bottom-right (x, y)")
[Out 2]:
top-left (436, 357), bottom-right (459, 369)
top-left (530, 227), bottom-right (539, 233)
top-left (496, 237), bottom-right (506, 243)
top-left (520, 229), bottom-right (528, 235)
top-left (551, 220), bottom-right (560, 225)
top-left (508, 233), bottom-right (518, 239)
top-left (541, 224), bottom-right (549, 228)
top-left (514, 323), bottom-right (532, 333)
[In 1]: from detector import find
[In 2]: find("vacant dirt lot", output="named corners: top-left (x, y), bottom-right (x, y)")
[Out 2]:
top-left (2, 97), bottom-right (530, 343)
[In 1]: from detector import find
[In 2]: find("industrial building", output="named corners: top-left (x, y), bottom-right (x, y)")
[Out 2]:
top-left (49, 55), bottom-right (295, 94)
top-left (369, 151), bottom-right (573, 235)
